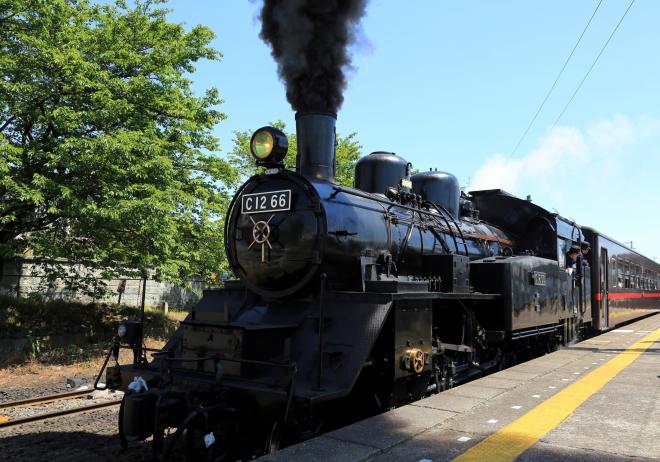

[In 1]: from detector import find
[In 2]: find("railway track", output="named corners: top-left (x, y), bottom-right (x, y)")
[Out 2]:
top-left (0, 389), bottom-right (92, 409)
top-left (0, 389), bottom-right (121, 429)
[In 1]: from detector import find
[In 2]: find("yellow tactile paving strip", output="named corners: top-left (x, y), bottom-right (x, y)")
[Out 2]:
top-left (452, 327), bottom-right (660, 462)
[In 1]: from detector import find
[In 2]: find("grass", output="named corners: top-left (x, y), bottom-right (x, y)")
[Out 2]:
top-left (164, 308), bottom-right (188, 322)
top-left (0, 295), bottom-right (184, 338)
top-left (0, 295), bottom-right (188, 366)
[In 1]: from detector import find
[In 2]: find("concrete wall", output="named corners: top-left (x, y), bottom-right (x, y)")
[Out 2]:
top-left (0, 258), bottom-right (203, 309)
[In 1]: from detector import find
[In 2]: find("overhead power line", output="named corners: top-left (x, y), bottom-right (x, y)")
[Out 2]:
top-left (511, 0), bottom-right (604, 156)
top-left (553, 0), bottom-right (636, 126)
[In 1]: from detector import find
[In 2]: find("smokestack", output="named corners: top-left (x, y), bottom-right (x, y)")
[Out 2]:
top-left (296, 112), bottom-right (336, 182)
top-left (259, 1), bottom-right (367, 182)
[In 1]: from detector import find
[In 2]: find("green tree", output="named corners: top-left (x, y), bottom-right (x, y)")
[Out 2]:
top-left (0, 0), bottom-right (236, 292)
top-left (228, 121), bottom-right (362, 187)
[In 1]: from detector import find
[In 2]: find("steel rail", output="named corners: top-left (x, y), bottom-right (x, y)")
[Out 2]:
top-left (0, 389), bottom-right (92, 410)
top-left (0, 400), bottom-right (120, 429)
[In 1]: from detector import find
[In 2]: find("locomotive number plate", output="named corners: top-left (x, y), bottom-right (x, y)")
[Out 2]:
top-left (241, 189), bottom-right (291, 214)
top-left (530, 271), bottom-right (547, 286)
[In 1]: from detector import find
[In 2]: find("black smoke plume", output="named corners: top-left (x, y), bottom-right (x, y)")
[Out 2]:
top-left (259, 0), bottom-right (368, 114)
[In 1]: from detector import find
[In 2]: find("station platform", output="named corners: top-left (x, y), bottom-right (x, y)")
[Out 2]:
top-left (261, 314), bottom-right (660, 462)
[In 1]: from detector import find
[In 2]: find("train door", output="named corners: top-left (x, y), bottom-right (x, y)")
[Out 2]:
top-left (600, 247), bottom-right (609, 329)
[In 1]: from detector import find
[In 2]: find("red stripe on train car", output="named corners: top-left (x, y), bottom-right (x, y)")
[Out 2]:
top-left (641, 292), bottom-right (660, 298)
top-left (595, 292), bottom-right (660, 301)
top-left (608, 292), bottom-right (643, 300)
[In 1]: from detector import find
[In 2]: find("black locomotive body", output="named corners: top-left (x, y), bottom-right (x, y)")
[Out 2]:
top-left (99, 113), bottom-right (660, 460)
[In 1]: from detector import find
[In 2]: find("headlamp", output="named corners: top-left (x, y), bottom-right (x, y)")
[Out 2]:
top-left (117, 320), bottom-right (142, 347)
top-left (250, 126), bottom-right (288, 165)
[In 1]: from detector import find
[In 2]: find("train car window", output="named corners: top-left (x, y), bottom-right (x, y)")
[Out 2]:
top-left (617, 274), bottom-right (623, 288)
top-left (640, 270), bottom-right (645, 289)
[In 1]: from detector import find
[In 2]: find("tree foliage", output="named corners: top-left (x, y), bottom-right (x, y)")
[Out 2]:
top-left (228, 121), bottom-right (362, 187)
top-left (0, 0), bottom-right (235, 289)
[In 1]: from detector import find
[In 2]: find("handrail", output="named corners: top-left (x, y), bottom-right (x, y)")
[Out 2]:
top-left (424, 201), bottom-right (461, 254)
top-left (437, 203), bottom-right (470, 256)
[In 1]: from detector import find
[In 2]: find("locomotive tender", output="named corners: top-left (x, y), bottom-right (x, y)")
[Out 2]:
top-left (98, 112), bottom-right (660, 460)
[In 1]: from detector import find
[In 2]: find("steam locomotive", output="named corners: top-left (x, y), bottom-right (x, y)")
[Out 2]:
top-left (97, 112), bottom-right (660, 460)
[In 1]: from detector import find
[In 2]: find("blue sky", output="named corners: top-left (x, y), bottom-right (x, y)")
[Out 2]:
top-left (165, 0), bottom-right (659, 259)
